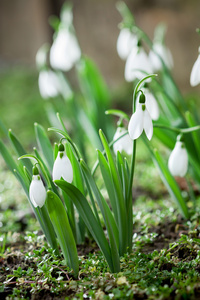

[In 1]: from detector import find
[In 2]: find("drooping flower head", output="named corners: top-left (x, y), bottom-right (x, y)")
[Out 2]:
top-left (190, 46), bottom-right (200, 87)
top-left (149, 43), bottom-right (173, 72)
top-left (168, 135), bottom-right (188, 177)
top-left (113, 126), bottom-right (133, 155)
top-left (38, 69), bottom-right (62, 99)
top-left (52, 143), bottom-right (73, 183)
top-left (50, 27), bottom-right (81, 72)
top-left (128, 92), bottom-right (153, 140)
top-left (116, 28), bottom-right (138, 60)
top-left (29, 166), bottom-right (46, 208)
top-left (136, 86), bottom-right (160, 121)
top-left (125, 44), bottom-right (153, 82)
top-left (49, 4), bottom-right (81, 72)
top-left (149, 22), bottom-right (173, 72)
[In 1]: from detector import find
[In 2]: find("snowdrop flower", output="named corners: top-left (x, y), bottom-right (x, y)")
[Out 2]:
top-left (168, 139), bottom-right (188, 177)
top-left (116, 28), bottom-right (138, 60)
top-left (136, 88), bottom-right (160, 121)
top-left (50, 27), bottom-right (81, 72)
top-left (128, 93), bottom-right (153, 140)
top-left (149, 43), bottom-right (173, 71)
top-left (113, 127), bottom-right (133, 155)
top-left (38, 70), bottom-right (61, 99)
top-left (125, 46), bottom-right (153, 82)
top-left (29, 167), bottom-right (46, 208)
top-left (52, 144), bottom-right (73, 183)
top-left (190, 47), bottom-right (200, 86)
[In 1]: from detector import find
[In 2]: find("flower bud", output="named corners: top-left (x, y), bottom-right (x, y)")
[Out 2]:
top-left (168, 140), bottom-right (188, 177)
top-left (29, 173), bottom-right (46, 208)
top-left (52, 145), bottom-right (73, 183)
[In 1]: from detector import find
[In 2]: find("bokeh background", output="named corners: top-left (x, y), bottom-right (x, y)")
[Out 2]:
top-left (0, 0), bottom-right (200, 146)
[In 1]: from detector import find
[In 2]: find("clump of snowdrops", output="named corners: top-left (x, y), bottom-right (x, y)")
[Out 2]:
top-left (0, 1), bottom-right (200, 276)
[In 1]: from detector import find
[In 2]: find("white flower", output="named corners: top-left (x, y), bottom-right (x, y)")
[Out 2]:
top-left (190, 48), bottom-right (200, 86)
top-left (38, 70), bottom-right (61, 99)
top-left (50, 28), bottom-right (81, 72)
top-left (136, 88), bottom-right (160, 121)
top-left (149, 43), bottom-right (173, 71)
top-left (116, 28), bottom-right (138, 60)
top-left (128, 103), bottom-right (153, 140)
top-left (113, 127), bottom-right (133, 155)
top-left (29, 175), bottom-right (46, 208)
top-left (168, 141), bottom-right (188, 177)
top-left (52, 151), bottom-right (73, 183)
top-left (125, 47), bottom-right (153, 82)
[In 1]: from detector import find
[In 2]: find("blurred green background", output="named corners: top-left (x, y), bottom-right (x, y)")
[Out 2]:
top-left (1, 0), bottom-right (200, 149)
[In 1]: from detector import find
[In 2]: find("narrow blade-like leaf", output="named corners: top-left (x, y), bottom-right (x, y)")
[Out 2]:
top-left (46, 190), bottom-right (79, 277)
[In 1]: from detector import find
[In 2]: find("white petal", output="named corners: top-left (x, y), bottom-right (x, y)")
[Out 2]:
top-left (125, 48), bottom-right (153, 82)
top-left (128, 105), bottom-right (144, 140)
top-left (50, 28), bottom-right (81, 72)
top-left (144, 89), bottom-right (160, 120)
top-left (29, 175), bottom-right (46, 208)
top-left (116, 28), bottom-right (138, 60)
top-left (53, 152), bottom-right (73, 183)
top-left (168, 142), bottom-right (188, 177)
top-left (113, 127), bottom-right (133, 155)
top-left (38, 70), bottom-right (61, 99)
top-left (190, 54), bottom-right (200, 87)
top-left (149, 43), bottom-right (173, 72)
top-left (143, 108), bottom-right (153, 140)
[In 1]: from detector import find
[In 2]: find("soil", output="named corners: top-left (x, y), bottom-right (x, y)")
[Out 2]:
top-left (1, 213), bottom-right (199, 300)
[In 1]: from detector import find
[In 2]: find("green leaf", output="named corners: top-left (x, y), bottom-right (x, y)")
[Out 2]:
top-left (99, 129), bottom-right (128, 255)
top-left (146, 143), bottom-right (189, 219)
top-left (8, 129), bottom-right (33, 173)
top-left (38, 205), bottom-right (59, 254)
top-left (97, 150), bottom-right (119, 224)
top-left (116, 151), bottom-right (129, 203)
top-left (54, 143), bottom-right (59, 161)
top-left (77, 56), bottom-right (110, 107)
top-left (76, 56), bottom-right (113, 139)
top-left (80, 159), bottom-right (120, 253)
top-left (55, 179), bottom-right (114, 272)
top-left (46, 190), bottom-right (79, 277)
top-left (66, 143), bottom-right (85, 195)
top-left (0, 119), bottom-right (8, 137)
top-left (77, 109), bottom-right (103, 150)
top-left (0, 140), bottom-right (20, 175)
top-left (34, 123), bottom-right (54, 170)
top-left (185, 111), bottom-right (200, 162)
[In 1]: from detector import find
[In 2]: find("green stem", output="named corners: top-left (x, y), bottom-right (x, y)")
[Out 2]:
top-left (154, 124), bottom-right (200, 134)
top-left (127, 140), bottom-right (136, 205)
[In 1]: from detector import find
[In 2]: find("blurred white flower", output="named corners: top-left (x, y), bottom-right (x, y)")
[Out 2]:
top-left (113, 127), bottom-right (133, 155)
top-left (53, 149), bottom-right (73, 183)
top-left (125, 47), bottom-right (153, 82)
top-left (50, 28), bottom-right (81, 72)
top-left (149, 43), bottom-right (173, 71)
top-left (38, 70), bottom-right (61, 99)
top-left (136, 88), bottom-right (160, 121)
top-left (128, 102), bottom-right (153, 141)
top-left (29, 175), bottom-right (46, 208)
top-left (168, 141), bottom-right (188, 177)
top-left (190, 47), bottom-right (200, 86)
top-left (116, 28), bottom-right (138, 60)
